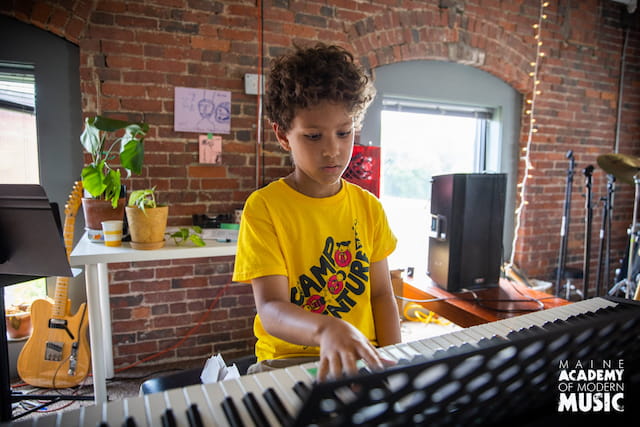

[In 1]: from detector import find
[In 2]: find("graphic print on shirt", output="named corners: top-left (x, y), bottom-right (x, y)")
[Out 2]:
top-left (290, 220), bottom-right (369, 318)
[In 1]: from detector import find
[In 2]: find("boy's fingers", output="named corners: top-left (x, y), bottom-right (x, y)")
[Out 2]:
top-left (317, 357), bottom-right (329, 382)
top-left (340, 352), bottom-right (359, 377)
top-left (359, 346), bottom-right (384, 371)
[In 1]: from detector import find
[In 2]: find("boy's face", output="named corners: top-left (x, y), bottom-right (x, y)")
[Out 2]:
top-left (274, 101), bottom-right (354, 198)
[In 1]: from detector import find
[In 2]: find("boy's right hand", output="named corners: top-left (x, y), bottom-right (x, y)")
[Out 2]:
top-left (316, 317), bottom-right (385, 382)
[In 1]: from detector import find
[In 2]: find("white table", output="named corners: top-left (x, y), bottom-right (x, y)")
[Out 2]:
top-left (69, 234), bottom-right (236, 404)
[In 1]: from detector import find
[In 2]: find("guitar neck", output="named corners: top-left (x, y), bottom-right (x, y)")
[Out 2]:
top-left (52, 181), bottom-right (81, 318)
top-left (52, 277), bottom-right (69, 318)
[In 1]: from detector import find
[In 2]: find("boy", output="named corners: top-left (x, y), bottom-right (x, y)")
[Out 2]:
top-left (232, 43), bottom-right (400, 381)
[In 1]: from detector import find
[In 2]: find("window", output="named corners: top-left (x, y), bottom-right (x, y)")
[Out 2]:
top-left (0, 63), bottom-right (48, 312)
top-left (0, 64), bottom-right (38, 184)
top-left (379, 100), bottom-right (493, 274)
top-left (360, 60), bottom-right (522, 278)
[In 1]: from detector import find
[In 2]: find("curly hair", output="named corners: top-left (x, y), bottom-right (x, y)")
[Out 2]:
top-left (265, 43), bottom-right (375, 133)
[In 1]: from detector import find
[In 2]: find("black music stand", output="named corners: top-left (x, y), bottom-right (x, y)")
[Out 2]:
top-left (0, 184), bottom-right (73, 422)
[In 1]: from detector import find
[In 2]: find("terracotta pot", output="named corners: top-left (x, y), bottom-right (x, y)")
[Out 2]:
top-left (6, 312), bottom-right (32, 339)
top-left (82, 197), bottom-right (126, 230)
top-left (125, 205), bottom-right (169, 250)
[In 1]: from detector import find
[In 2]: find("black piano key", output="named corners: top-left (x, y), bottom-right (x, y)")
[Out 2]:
top-left (476, 335), bottom-right (508, 348)
top-left (263, 387), bottom-right (294, 426)
top-left (161, 408), bottom-right (177, 427)
top-left (242, 392), bottom-right (270, 427)
top-left (409, 355), bottom-right (429, 365)
top-left (122, 416), bottom-right (137, 427)
top-left (541, 319), bottom-right (565, 331)
top-left (506, 325), bottom-right (546, 340)
top-left (221, 396), bottom-right (245, 427)
top-left (431, 341), bottom-right (477, 360)
top-left (293, 381), bottom-right (310, 400)
top-left (186, 403), bottom-right (204, 427)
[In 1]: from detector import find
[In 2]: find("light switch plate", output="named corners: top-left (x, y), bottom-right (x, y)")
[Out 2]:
top-left (244, 73), bottom-right (264, 95)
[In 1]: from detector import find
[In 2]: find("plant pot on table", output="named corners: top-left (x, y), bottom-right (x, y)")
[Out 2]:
top-left (125, 205), bottom-right (168, 250)
top-left (82, 197), bottom-right (126, 242)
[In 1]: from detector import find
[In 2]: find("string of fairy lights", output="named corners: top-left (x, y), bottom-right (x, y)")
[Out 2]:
top-left (509, 0), bottom-right (550, 266)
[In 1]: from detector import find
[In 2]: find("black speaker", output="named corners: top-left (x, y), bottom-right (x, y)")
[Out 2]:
top-left (428, 173), bottom-right (507, 292)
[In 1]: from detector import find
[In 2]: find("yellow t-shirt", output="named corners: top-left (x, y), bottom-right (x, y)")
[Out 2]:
top-left (232, 178), bottom-right (397, 361)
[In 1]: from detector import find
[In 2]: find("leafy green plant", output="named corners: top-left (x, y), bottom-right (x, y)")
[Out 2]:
top-left (167, 226), bottom-right (206, 247)
top-left (127, 187), bottom-right (158, 214)
top-left (81, 115), bottom-right (149, 208)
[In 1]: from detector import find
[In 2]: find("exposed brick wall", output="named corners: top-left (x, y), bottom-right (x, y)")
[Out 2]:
top-left (107, 256), bottom-right (255, 367)
top-left (2, 0), bottom-right (639, 368)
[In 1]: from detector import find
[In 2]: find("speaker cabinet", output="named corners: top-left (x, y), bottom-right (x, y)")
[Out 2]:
top-left (428, 173), bottom-right (507, 292)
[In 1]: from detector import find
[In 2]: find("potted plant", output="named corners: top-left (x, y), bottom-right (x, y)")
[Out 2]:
top-left (125, 187), bottom-right (169, 250)
top-left (80, 115), bottom-right (149, 239)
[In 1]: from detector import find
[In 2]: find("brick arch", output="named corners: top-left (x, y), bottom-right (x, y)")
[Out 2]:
top-left (345, 8), bottom-right (535, 96)
top-left (0, 0), bottom-right (94, 45)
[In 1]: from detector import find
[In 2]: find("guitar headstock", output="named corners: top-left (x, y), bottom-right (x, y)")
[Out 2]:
top-left (64, 181), bottom-right (83, 218)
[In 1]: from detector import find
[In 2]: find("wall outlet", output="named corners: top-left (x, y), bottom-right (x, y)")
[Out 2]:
top-left (244, 73), bottom-right (264, 95)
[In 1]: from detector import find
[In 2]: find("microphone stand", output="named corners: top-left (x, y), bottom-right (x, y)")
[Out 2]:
top-left (582, 165), bottom-right (594, 299)
top-left (595, 174), bottom-right (615, 296)
top-left (556, 150), bottom-right (575, 296)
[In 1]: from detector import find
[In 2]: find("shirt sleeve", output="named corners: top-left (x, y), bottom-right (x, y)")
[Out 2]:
top-left (370, 195), bottom-right (397, 263)
top-left (232, 192), bottom-right (288, 283)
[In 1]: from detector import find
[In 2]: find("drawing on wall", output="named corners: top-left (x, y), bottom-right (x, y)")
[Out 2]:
top-left (199, 134), bottom-right (222, 164)
top-left (174, 87), bottom-right (231, 134)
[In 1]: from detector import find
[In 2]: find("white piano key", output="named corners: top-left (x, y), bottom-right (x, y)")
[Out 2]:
top-left (124, 395), bottom-right (150, 427)
top-left (440, 329), bottom-right (482, 349)
top-left (104, 398), bottom-right (125, 427)
top-left (496, 313), bottom-right (535, 331)
top-left (468, 321), bottom-right (510, 338)
top-left (376, 346), bottom-right (398, 364)
top-left (393, 342), bottom-right (423, 358)
top-left (33, 412), bottom-right (60, 427)
top-left (79, 403), bottom-right (103, 426)
top-left (182, 383), bottom-right (225, 427)
top-left (58, 407), bottom-right (82, 427)
top-left (202, 382), bottom-right (234, 426)
top-left (409, 338), bottom-right (440, 357)
top-left (427, 335), bottom-right (454, 351)
top-left (384, 344), bottom-right (414, 361)
top-left (435, 331), bottom-right (469, 348)
top-left (451, 326), bottom-right (489, 342)
top-left (144, 391), bottom-right (168, 426)
top-left (285, 362), bottom-right (317, 386)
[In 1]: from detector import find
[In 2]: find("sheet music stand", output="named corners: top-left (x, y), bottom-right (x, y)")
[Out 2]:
top-left (0, 184), bottom-right (73, 422)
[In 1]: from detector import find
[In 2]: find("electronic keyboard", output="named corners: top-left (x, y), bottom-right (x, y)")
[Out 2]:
top-left (6, 296), bottom-right (640, 426)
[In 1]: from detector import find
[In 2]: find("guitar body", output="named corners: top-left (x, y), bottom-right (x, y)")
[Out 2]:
top-left (17, 298), bottom-right (91, 388)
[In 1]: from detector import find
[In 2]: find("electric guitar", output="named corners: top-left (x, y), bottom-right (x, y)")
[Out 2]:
top-left (17, 182), bottom-right (91, 388)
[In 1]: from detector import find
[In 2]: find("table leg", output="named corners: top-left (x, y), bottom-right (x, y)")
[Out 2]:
top-left (97, 263), bottom-right (114, 379)
top-left (85, 263), bottom-right (107, 405)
